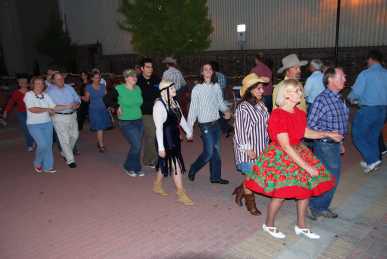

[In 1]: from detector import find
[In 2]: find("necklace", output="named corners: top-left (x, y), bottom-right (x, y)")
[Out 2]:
top-left (34, 93), bottom-right (44, 100)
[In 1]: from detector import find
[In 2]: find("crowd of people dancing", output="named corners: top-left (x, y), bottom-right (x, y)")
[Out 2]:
top-left (2, 50), bottom-right (387, 240)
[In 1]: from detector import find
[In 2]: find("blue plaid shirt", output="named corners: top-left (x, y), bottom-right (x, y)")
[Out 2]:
top-left (307, 89), bottom-right (349, 135)
top-left (215, 72), bottom-right (227, 90)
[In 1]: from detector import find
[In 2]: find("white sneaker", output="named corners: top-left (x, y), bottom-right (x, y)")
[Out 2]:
top-left (34, 166), bottom-right (43, 173)
top-left (363, 160), bottom-right (382, 174)
top-left (136, 171), bottom-right (145, 177)
top-left (122, 168), bottom-right (137, 177)
top-left (360, 161), bottom-right (367, 169)
top-left (294, 225), bottom-right (320, 239)
top-left (44, 168), bottom-right (57, 174)
top-left (382, 150), bottom-right (387, 156)
top-left (262, 224), bottom-right (286, 239)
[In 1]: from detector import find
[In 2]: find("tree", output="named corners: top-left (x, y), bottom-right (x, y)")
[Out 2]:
top-left (36, 13), bottom-right (77, 72)
top-left (118, 0), bottom-right (213, 56)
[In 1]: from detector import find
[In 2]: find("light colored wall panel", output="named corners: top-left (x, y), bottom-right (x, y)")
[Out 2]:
top-left (59, 0), bottom-right (387, 54)
top-left (207, 0), bottom-right (387, 50)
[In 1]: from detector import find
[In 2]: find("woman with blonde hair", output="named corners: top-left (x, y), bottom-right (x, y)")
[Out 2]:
top-left (106, 69), bottom-right (144, 177)
top-left (24, 76), bottom-right (73, 173)
top-left (244, 79), bottom-right (342, 239)
top-left (152, 80), bottom-right (193, 205)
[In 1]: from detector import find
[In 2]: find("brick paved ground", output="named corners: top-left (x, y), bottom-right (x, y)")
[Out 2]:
top-left (0, 117), bottom-right (386, 259)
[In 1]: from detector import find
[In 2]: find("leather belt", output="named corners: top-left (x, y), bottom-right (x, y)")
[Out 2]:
top-left (317, 138), bottom-right (338, 144)
top-left (55, 111), bottom-right (75, 115)
top-left (199, 120), bottom-right (219, 127)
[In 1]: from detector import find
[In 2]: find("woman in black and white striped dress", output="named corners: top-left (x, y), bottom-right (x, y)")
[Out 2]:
top-left (233, 73), bottom-right (270, 216)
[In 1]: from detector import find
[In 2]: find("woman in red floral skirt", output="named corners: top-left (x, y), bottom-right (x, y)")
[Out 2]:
top-left (244, 79), bottom-right (343, 239)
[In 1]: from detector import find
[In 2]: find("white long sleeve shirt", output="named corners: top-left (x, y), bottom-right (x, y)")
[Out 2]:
top-left (153, 100), bottom-right (192, 152)
top-left (187, 82), bottom-right (229, 129)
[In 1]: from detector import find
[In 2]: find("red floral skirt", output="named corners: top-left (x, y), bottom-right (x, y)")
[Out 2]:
top-left (244, 143), bottom-right (335, 199)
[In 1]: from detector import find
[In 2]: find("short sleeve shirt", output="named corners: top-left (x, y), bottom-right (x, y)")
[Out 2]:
top-left (24, 91), bottom-right (56, 125)
top-left (268, 107), bottom-right (306, 145)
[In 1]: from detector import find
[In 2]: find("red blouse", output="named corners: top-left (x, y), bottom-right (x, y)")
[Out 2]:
top-left (4, 90), bottom-right (27, 113)
top-left (268, 107), bottom-right (306, 145)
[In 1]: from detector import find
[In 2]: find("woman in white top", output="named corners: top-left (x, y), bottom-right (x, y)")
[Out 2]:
top-left (24, 76), bottom-right (73, 173)
top-left (152, 80), bottom-right (194, 205)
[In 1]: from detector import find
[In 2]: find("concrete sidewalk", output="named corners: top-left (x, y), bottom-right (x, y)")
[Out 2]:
top-left (0, 122), bottom-right (386, 259)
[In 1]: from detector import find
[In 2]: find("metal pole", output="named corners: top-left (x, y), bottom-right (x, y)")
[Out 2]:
top-left (335, 0), bottom-right (341, 65)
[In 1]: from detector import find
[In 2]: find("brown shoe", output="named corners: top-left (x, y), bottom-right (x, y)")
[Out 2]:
top-left (232, 184), bottom-right (244, 207)
top-left (244, 193), bottom-right (261, 216)
top-left (153, 181), bottom-right (168, 196)
top-left (176, 189), bottom-right (194, 206)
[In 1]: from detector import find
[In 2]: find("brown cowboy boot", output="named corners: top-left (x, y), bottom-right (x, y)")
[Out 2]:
top-left (232, 184), bottom-right (244, 207)
top-left (153, 181), bottom-right (168, 196)
top-left (244, 193), bottom-right (261, 216)
top-left (176, 188), bottom-right (194, 206)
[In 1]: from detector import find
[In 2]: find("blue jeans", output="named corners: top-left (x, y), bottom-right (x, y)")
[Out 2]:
top-left (309, 141), bottom-right (341, 213)
top-left (16, 112), bottom-right (34, 148)
top-left (352, 105), bottom-right (387, 164)
top-left (119, 119), bottom-right (144, 172)
top-left (189, 121), bottom-right (222, 181)
top-left (27, 122), bottom-right (54, 171)
top-left (236, 162), bottom-right (253, 174)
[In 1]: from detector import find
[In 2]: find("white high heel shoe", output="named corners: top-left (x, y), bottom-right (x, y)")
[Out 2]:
top-left (294, 225), bottom-right (320, 239)
top-left (262, 224), bottom-right (286, 239)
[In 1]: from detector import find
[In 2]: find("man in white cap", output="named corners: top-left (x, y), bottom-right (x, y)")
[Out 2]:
top-left (304, 59), bottom-right (325, 114)
top-left (161, 57), bottom-right (186, 93)
top-left (272, 54), bottom-right (308, 111)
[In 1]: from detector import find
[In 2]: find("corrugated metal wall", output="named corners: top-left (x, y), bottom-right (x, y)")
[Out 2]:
top-left (208, 0), bottom-right (387, 50)
top-left (59, 0), bottom-right (387, 55)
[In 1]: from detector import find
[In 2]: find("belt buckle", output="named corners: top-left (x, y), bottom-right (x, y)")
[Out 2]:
top-left (321, 138), bottom-right (334, 143)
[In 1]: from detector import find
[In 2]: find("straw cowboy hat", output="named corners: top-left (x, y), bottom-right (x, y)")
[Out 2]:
top-left (277, 54), bottom-right (308, 74)
top-left (159, 80), bottom-right (175, 92)
top-left (162, 57), bottom-right (177, 64)
top-left (240, 73), bottom-right (270, 97)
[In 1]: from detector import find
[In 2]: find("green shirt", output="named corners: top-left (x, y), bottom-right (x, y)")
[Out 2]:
top-left (116, 84), bottom-right (143, 120)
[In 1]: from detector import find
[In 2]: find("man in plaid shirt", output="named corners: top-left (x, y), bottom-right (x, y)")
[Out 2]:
top-left (307, 67), bottom-right (349, 220)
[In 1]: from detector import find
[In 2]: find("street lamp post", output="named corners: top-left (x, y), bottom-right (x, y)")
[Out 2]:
top-left (237, 24), bottom-right (246, 75)
top-left (335, 0), bottom-right (341, 65)
top-left (237, 24), bottom-right (246, 50)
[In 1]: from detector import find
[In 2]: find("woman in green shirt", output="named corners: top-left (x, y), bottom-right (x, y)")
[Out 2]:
top-left (109, 69), bottom-right (144, 176)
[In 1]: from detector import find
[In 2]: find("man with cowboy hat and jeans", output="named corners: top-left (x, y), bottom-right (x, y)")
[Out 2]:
top-left (272, 54), bottom-right (308, 112)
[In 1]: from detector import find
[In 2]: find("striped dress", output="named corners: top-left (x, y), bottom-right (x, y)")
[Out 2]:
top-left (233, 101), bottom-right (269, 166)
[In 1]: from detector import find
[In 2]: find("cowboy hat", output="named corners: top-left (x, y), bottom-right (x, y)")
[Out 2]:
top-left (240, 73), bottom-right (270, 97)
top-left (277, 54), bottom-right (308, 74)
top-left (159, 80), bottom-right (175, 92)
top-left (162, 57), bottom-right (177, 64)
